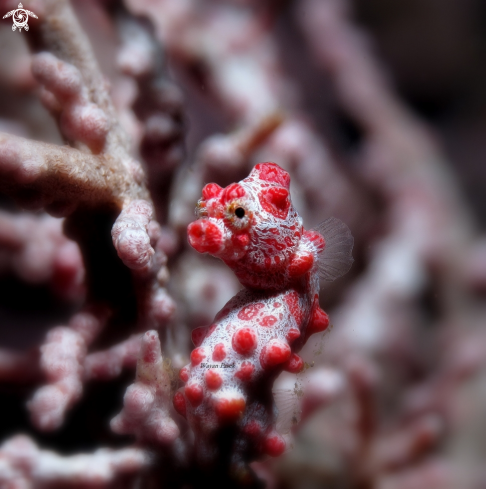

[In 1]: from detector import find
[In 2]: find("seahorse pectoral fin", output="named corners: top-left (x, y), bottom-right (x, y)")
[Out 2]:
top-left (312, 217), bottom-right (354, 281)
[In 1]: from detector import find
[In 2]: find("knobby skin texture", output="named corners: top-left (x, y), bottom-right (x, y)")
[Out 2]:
top-left (180, 162), bottom-right (353, 479)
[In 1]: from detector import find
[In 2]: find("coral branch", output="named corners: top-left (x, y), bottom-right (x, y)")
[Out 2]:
top-left (112, 199), bottom-right (155, 270)
top-left (0, 435), bottom-right (150, 488)
top-left (30, 0), bottom-right (129, 158)
top-left (84, 334), bottom-right (141, 381)
top-left (369, 415), bottom-right (443, 473)
top-left (28, 306), bottom-right (109, 431)
top-left (28, 326), bottom-right (85, 431)
top-left (111, 330), bottom-right (179, 445)
top-left (117, 12), bottom-right (185, 221)
top-left (32, 52), bottom-right (109, 153)
top-left (0, 0), bottom-right (484, 486)
top-left (0, 131), bottom-right (143, 213)
top-left (0, 210), bottom-right (84, 299)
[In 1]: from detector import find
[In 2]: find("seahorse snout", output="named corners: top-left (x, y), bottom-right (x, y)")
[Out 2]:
top-left (187, 219), bottom-right (224, 254)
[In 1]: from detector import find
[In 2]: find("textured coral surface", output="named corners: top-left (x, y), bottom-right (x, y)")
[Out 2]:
top-left (1, 0), bottom-right (486, 488)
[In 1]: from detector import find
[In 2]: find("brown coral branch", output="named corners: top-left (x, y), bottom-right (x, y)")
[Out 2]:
top-left (0, 132), bottom-right (143, 214)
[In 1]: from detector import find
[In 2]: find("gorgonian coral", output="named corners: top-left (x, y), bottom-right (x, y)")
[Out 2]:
top-left (1, 0), bottom-right (486, 488)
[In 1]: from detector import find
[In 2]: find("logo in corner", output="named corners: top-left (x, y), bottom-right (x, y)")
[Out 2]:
top-left (3, 3), bottom-right (37, 32)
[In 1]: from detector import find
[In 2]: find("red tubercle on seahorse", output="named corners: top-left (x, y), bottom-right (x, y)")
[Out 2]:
top-left (234, 361), bottom-right (255, 382)
top-left (232, 328), bottom-right (258, 356)
top-left (190, 348), bottom-right (206, 366)
top-left (283, 353), bottom-right (305, 373)
top-left (185, 382), bottom-right (204, 406)
top-left (205, 369), bottom-right (223, 390)
top-left (212, 343), bottom-right (226, 361)
top-left (173, 391), bottom-right (187, 418)
top-left (258, 186), bottom-right (290, 219)
top-left (260, 339), bottom-right (291, 370)
top-left (202, 182), bottom-right (223, 200)
top-left (221, 183), bottom-right (246, 203)
top-left (179, 367), bottom-right (189, 383)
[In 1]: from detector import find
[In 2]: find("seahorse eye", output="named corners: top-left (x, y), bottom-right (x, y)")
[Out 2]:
top-left (235, 207), bottom-right (245, 219)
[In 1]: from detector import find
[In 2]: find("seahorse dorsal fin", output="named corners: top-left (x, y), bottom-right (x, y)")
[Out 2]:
top-left (312, 217), bottom-right (354, 282)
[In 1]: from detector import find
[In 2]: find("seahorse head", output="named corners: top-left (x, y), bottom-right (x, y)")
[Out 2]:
top-left (188, 163), bottom-right (303, 284)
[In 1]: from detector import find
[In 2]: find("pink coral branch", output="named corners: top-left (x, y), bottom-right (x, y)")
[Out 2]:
top-left (28, 326), bottom-right (86, 431)
top-left (28, 306), bottom-right (110, 431)
top-left (0, 1), bottom-right (179, 443)
top-left (32, 52), bottom-right (109, 153)
top-left (30, 0), bottom-right (129, 158)
top-left (84, 334), bottom-right (141, 381)
top-left (0, 0), bottom-right (485, 486)
top-left (0, 0), bottom-right (175, 339)
top-left (112, 199), bottom-right (155, 271)
top-left (0, 435), bottom-right (150, 488)
top-left (111, 330), bottom-right (180, 445)
top-left (369, 415), bottom-right (443, 474)
top-left (0, 210), bottom-right (84, 300)
top-left (112, 202), bottom-right (176, 329)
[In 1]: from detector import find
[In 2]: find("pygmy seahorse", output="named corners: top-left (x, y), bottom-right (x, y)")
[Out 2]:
top-left (174, 162), bottom-right (353, 474)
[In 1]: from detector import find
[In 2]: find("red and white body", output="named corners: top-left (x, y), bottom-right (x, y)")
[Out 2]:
top-left (175, 162), bottom-right (352, 469)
